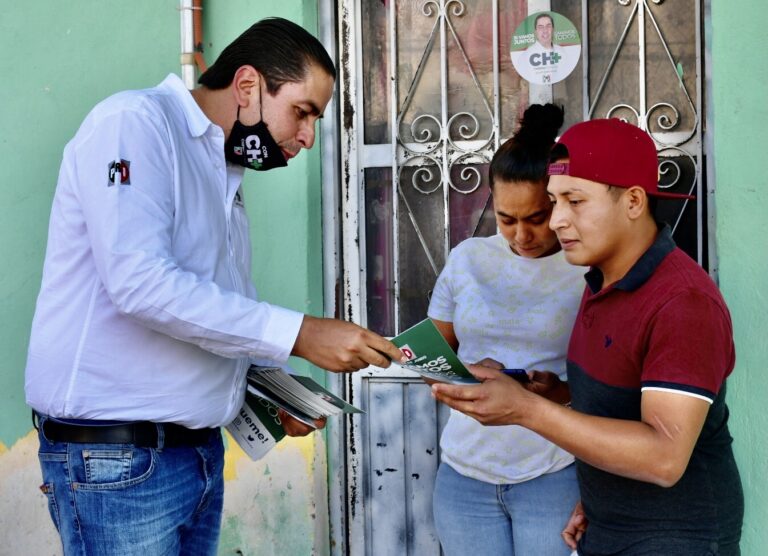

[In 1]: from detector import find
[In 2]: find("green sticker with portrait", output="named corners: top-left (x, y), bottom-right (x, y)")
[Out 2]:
top-left (510, 11), bottom-right (581, 85)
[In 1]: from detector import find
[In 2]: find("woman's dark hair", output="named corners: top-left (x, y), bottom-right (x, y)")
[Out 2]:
top-left (489, 103), bottom-right (564, 190)
top-left (198, 17), bottom-right (336, 93)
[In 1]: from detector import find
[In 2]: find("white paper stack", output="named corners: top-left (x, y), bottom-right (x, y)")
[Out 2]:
top-left (246, 366), bottom-right (363, 423)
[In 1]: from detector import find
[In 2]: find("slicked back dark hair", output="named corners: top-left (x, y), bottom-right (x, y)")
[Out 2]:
top-left (198, 17), bottom-right (336, 93)
top-left (489, 103), bottom-right (564, 190)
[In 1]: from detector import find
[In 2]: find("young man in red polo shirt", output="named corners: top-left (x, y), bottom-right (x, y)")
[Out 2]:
top-left (431, 119), bottom-right (743, 555)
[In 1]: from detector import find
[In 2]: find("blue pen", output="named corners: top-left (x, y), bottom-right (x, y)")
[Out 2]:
top-left (500, 368), bottom-right (530, 383)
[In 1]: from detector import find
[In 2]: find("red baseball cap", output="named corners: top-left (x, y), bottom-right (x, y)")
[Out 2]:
top-left (547, 118), bottom-right (694, 200)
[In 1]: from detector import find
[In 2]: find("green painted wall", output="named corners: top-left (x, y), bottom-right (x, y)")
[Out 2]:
top-left (0, 0), bottom-right (180, 448)
top-left (0, 1), bottom-right (178, 551)
top-left (712, 1), bottom-right (768, 554)
top-left (0, 2), bottom-right (329, 554)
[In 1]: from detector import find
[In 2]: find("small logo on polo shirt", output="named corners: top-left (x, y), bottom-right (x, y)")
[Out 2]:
top-left (604, 335), bottom-right (613, 348)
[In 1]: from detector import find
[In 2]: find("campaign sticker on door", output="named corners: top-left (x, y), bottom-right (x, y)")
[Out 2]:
top-left (510, 11), bottom-right (581, 85)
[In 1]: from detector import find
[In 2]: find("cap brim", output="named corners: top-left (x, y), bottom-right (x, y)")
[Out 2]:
top-left (648, 191), bottom-right (695, 200)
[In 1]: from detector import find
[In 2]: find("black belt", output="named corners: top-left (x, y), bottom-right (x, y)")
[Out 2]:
top-left (41, 418), bottom-right (217, 448)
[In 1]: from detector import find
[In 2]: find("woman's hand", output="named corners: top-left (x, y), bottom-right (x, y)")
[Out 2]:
top-left (525, 370), bottom-right (571, 405)
top-left (561, 500), bottom-right (588, 549)
top-left (471, 357), bottom-right (504, 369)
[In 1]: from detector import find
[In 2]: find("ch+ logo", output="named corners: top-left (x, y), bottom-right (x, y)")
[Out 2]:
top-left (529, 51), bottom-right (562, 67)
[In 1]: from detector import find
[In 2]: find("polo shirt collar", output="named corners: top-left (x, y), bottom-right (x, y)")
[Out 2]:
top-left (585, 225), bottom-right (676, 294)
top-left (159, 73), bottom-right (214, 138)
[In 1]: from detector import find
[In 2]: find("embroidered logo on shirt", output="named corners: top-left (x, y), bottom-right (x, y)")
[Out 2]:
top-left (107, 159), bottom-right (131, 185)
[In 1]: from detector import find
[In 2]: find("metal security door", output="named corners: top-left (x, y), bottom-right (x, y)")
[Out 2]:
top-left (330, 1), bottom-right (707, 554)
top-left (337, 2), bottom-right (514, 554)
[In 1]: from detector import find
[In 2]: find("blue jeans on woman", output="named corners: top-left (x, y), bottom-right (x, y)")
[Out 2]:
top-left (433, 462), bottom-right (579, 556)
top-left (36, 416), bottom-right (224, 555)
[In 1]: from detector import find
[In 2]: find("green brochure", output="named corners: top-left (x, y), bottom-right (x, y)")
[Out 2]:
top-left (391, 318), bottom-right (479, 384)
top-left (226, 392), bottom-right (285, 461)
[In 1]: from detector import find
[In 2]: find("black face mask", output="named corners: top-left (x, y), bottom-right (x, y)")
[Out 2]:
top-left (224, 87), bottom-right (288, 171)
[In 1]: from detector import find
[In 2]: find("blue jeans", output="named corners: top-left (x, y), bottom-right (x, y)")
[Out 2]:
top-left (433, 462), bottom-right (579, 556)
top-left (36, 416), bottom-right (224, 556)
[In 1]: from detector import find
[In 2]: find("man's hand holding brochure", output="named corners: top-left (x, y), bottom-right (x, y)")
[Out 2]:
top-left (228, 318), bottom-right (535, 460)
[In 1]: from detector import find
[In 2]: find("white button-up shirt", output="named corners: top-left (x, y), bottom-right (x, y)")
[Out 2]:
top-left (25, 74), bottom-right (304, 428)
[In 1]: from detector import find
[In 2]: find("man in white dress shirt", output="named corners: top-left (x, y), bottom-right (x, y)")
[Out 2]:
top-left (26, 17), bottom-right (404, 556)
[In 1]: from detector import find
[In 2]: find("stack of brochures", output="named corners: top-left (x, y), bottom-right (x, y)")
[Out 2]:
top-left (246, 366), bottom-right (362, 424)
top-left (226, 366), bottom-right (362, 461)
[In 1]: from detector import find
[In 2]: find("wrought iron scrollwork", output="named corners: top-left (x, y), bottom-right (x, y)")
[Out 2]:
top-left (597, 0), bottom-right (698, 148)
top-left (657, 146), bottom-right (697, 233)
top-left (409, 114), bottom-right (442, 153)
top-left (448, 153), bottom-right (484, 194)
top-left (397, 0), bottom-right (495, 196)
top-left (400, 155), bottom-right (442, 195)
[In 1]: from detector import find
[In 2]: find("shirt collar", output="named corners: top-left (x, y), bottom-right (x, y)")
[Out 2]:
top-left (158, 73), bottom-right (214, 138)
top-left (584, 224), bottom-right (676, 294)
